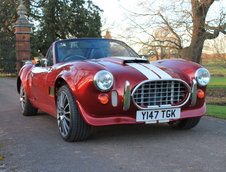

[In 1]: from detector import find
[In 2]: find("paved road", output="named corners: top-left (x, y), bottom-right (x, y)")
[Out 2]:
top-left (0, 78), bottom-right (226, 172)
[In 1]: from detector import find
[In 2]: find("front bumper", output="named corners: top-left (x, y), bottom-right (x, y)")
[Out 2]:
top-left (77, 102), bottom-right (206, 126)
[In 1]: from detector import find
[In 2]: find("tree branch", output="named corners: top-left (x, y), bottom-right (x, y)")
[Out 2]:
top-left (157, 12), bottom-right (182, 48)
top-left (153, 39), bottom-right (181, 49)
top-left (204, 30), bottom-right (220, 40)
top-left (136, 37), bottom-right (180, 50)
top-left (205, 23), bottom-right (226, 35)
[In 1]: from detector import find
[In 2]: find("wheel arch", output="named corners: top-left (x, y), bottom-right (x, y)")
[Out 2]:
top-left (17, 75), bottom-right (30, 96)
top-left (17, 64), bottom-right (33, 96)
top-left (54, 77), bottom-right (68, 100)
top-left (17, 76), bottom-right (22, 93)
top-left (54, 76), bottom-right (90, 124)
top-left (54, 76), bottom-right (76, 103)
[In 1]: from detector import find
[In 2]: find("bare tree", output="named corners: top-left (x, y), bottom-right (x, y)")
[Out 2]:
top-left (137, 27), bottom-right (181, 59)
top-left (120, 0), bottom-right (226, 63)
top-left (205, 35), bottom-right (226, 62)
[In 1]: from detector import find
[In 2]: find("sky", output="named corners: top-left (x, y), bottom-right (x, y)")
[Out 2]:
top-left (92, 0), bottom-right (138, 35)
top-left (93, 0), bottom-right (225, 33)
top-left (92, 0), bottom-right (147, 51)
top-left (92, 0), bottom-right (226, 53)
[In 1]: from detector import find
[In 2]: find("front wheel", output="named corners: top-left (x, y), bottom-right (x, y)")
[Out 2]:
top-left (168, 117), bottom-right (201, 129)
top-left (56, 85), bottom-right (92, 142)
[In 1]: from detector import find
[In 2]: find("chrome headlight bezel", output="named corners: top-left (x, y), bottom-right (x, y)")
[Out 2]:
top-left (195, 68), bottom-right (210, 86)
top-left (94, 70), bottom-right (114, 92)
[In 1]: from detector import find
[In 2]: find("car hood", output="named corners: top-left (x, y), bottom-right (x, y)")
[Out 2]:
top-left (88, 57), bottom-right (188, 82)
top-left (72, 56), bottom-right (194, 90)
top-left (55, 57), bottom-right (195, 88)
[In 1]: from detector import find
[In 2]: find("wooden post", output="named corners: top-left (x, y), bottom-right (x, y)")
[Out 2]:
top-left (13, 1), bottom-right (33, 71)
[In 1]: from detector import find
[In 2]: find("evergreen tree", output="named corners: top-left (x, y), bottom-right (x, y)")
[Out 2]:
top-left (0, 0), bottom-right (18, 73)
top-left (0, 0), bottom-right (102, 72)
top-left (31, 0), bottom-right (102, 55)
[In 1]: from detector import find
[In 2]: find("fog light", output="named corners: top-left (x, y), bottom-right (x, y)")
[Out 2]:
top-left (197, 89), bottom-right (205, 99)
top-left (98, 94), bottom-right (109, 104)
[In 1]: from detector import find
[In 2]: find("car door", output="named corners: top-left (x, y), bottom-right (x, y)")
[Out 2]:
top-left (31, 45), bottom-right (54, 113)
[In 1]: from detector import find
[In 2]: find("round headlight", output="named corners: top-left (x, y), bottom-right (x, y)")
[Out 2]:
top-left (94, 70), bottom-right (114, 91)
top-left (195, 68), bottom-right (210, 86)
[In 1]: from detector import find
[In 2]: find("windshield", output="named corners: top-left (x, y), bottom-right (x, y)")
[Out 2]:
top-left (55, 39), bottom-right (139, 63)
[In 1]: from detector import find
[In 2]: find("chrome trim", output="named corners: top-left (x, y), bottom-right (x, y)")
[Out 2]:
top-left (111, 90), bottom-right (118, 107)
top-left (195, 68), bottom-right (210, 86)
top-left (190, 79), bottom-right (197, 106)
top-left (42, 58), bottom-right (48, 68)
top-left (131, 79), bottom-right (191, 110)
top-left (31, 67), bottom-right (48, 73)
top-left (123, 81), bottom-right (131, 111)
top-left (93, 70), bottom-right (114, 92)
top-left (25, 60), bottom-right (32, 65)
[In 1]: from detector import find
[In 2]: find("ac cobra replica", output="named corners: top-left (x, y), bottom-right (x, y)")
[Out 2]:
top-left (17, 38), bottom-right (210, 141)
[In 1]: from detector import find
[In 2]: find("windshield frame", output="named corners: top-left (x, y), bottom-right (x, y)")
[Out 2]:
top-left (55, 38), bottom-right (140, 63)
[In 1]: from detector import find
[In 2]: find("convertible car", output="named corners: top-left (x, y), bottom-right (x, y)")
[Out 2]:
top-left (17, 38), bottom-right (210, 142)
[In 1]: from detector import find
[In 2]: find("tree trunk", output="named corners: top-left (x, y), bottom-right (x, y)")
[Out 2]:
top-left (180, 36), bottom-right (205, 63)
top-left (179, 0), bottom-right (214, 63)
top-left (188, 38), bottom-right (205, 63)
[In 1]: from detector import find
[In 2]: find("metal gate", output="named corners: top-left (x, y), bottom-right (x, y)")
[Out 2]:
top-left (0, 32), bottom-right (17, 76)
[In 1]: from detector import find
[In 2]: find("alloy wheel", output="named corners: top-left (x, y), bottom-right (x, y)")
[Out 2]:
top-left (57, 91), bottom-right (71, 137)
top-left (19, 87), bottom-right (26, 111)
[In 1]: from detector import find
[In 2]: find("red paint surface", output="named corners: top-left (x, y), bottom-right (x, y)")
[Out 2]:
top-left (18, 44), bottom-right (207, 126)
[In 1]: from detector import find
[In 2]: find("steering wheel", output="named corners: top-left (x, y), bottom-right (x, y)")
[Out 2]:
top-left (62, 55), bottom-right (86, 62)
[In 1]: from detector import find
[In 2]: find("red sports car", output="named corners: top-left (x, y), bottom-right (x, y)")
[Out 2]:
top-left (17, 38), bottom-right (210, 142)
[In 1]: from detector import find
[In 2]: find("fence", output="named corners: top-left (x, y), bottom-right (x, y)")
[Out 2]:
top-left (0, 33), bottom-right (17, 76)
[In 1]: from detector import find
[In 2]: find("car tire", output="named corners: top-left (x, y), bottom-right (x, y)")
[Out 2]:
top-left (19, 85), bottom-right (38, 116)
top-left (168, 117), bottom-right (201, 129)
top-left (56, 85), bottom-right (92, 142)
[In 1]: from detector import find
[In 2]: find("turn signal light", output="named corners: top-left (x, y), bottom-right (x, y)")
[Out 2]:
top-left (197, 89), bottom-right (205, 99)
top-left (98, 94), bottom-right (109, 104)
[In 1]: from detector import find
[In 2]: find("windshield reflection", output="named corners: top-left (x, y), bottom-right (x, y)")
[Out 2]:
top-left (56, 39), bottom-right (139, 63)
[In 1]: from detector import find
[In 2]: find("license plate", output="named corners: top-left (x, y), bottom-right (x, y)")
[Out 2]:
top-left (136, 108), bottom-right (181, 122)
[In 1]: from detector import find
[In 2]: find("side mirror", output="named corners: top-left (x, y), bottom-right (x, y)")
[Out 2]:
top-left (33, 57), bottom-right (48, 67)
top-left (40, 58), bottom-right (48, 67)
top-left (139, 55), bottom-right (146, 59)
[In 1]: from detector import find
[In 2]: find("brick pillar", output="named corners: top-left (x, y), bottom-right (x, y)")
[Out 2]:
top-left (13, 1), bottom-right (33, 71)
top-left (104, 30), bottom-right (112, 39)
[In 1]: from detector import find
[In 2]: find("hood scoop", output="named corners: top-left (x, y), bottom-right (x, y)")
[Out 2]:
top-left (124, 58), bottom-right (149, 64)
top-left (101, 57), bottom-right (149, 65)
top-left (116, 57), bottom-right (149, 64)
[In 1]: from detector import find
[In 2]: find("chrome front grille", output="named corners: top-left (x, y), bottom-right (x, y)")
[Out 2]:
top-left (132, 80), bottom-right (190, 109)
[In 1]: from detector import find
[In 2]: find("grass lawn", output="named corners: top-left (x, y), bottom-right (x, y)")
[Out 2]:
top-left (206, 77), bottom-right (226, 104)
top-left (0, 74), bottom-right (17, 78)
top-left (209, 77), bottom-right (226, 87)
top-left (0, 76), bottom-right (16, 79)
top-left (202, 61), bottom-right (226, 77)
top-left (206, 105), bottom-right (226, 119)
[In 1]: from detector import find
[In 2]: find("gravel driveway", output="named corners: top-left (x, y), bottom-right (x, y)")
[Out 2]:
top-left (0, 78), bottom-right (226, 172)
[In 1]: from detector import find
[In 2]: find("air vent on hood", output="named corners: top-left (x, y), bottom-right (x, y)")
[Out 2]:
top-left (124, 58), bottom-right (149, 64)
